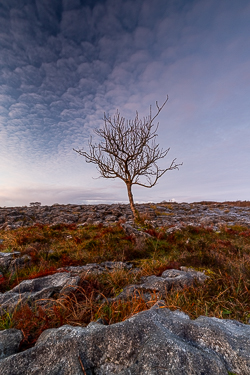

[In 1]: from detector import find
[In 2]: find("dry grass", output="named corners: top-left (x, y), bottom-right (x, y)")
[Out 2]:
top-left (0, 221), bottom-right (250, 351)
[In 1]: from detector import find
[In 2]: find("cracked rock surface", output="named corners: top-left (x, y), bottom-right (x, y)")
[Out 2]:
top-left (110, 267), bottom-right (208, 302)
top-left (0, 261), bottom-right (134, 315)
top-left (0, 272), bottom-right (80, 315)
top-left (0, 303), bottom-right (249, 374)
top-left (0, 258), bottom-right (208, 314)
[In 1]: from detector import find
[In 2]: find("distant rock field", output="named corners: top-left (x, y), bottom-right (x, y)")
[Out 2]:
top-left (0, 201), bottom-right (249, 230)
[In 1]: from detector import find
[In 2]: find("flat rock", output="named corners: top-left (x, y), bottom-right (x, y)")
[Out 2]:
top-left (113, 268), bottom-right (208, 301)
top-left (0, 303), bottom-right (250, 374)
top-left (0, 272), bottom-right (80, 315)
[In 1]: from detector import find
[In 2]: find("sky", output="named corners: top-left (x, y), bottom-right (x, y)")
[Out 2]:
top-left (0, 0), bottom-right (249, 207)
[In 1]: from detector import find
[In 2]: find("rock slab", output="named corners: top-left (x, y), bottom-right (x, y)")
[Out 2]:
top-left (113, 267), bottom-right (208, 301)
top-left (0, 272), bottom-right (80, 315)
top-left (0, 303), bottom-right (249, 374)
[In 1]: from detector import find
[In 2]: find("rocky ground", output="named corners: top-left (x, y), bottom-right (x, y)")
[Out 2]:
top-left (1, 201), bottom-right (250, 230)
top-left (1, 301), bottom-right (250, 375)
top-left (0, 201), bottom-right (249, 374)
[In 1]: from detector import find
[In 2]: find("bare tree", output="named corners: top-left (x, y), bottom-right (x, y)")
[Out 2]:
top-left (74, 97), bottom-right (182, 220)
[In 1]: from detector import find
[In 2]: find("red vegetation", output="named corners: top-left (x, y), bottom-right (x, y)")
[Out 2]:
top-left (14, 304), bottom-right (67, 351)
top-left (155, 261), bottom-right (181, 276)
top-left (59, 253), bottom-right (80, 267)
top-left (27, 266), bottom-right (61, 280)
top-left (239, 231), bottom-right (250, 238)
top-left (73, 236), bottom-right (82, 244)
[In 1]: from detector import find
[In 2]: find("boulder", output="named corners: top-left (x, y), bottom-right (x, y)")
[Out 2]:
top-left (0, 272), bottom-right (80, 315)
top-left (0, 303), bottom-right (250, 374)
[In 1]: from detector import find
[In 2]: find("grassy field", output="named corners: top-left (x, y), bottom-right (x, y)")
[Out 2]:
top-left (0, 219), bottom-right (250, 351)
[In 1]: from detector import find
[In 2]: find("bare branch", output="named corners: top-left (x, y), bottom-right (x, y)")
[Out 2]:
top-left (73, 96), bottom-right (182, 220)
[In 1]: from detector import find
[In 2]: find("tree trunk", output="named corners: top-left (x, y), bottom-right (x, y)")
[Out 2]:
top-left (126, 183), bottom-right (139, 221)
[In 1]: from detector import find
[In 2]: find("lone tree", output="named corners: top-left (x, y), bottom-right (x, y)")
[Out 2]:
top-left (74, 97), bottom-right (182, 221)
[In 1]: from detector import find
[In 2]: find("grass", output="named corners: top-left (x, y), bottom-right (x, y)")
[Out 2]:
top-left (0, 220), bottom-right (250, 352)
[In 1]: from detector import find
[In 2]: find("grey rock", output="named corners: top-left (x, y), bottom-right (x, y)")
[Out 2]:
top-left (105, 215), bottom-right (118, 222)
top-left (161, 268), bottom-right (208, 283)
top-left (166, 225), bottom-right (183, 234)
top-left (76, 222), bottom-right (87, 227)
top-left (114, 268), bottom-right (208, 301)
top-left (0, 252), bottom-right (21, 258)
top-left (5, 215), bottom-right (24, 222)
top-left (100, 261), bottom-right (133, 270)
top-left (61, 263), bottom-right (106, 275)
top-left (9, 255), bottom-right (32, 272)
top-left (0, 329), bottom-right (23, 360)
top-left (0, 304), bottom-right (250, 374)
top-left (78, 214), bottom-right (89, 222)
top-left (0, 252), bottom-right (21, 272)
top-left (92, 220), bottom-right (102, 226)
top-left (4, 223), bottom-right (23, 230)
top-left (51, 213), bottom-right (78, 224)
top-left (0, 272), bottom-right (80, 315)
top-left (121, 223), bottom-right (152, 238)
top-left (0, 202), bottom-right (250, 229)
top-left (86, 217), bottom-right (94, 224)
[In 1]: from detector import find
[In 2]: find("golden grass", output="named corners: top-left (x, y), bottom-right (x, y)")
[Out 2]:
top-left (0, 221), bottom-right (249, 351)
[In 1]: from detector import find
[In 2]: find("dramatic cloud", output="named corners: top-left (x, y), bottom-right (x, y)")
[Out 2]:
top-left (0, 0), bottom-right (249, 206)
